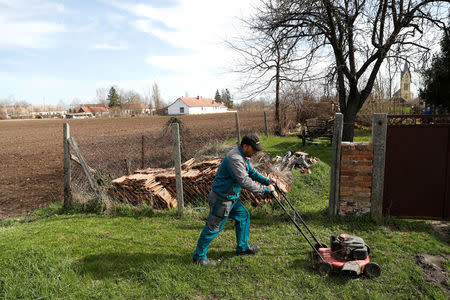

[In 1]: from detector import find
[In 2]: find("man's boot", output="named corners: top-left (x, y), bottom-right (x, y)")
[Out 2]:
top-left (236, 245), bottom-right (260, 255)
top-left (193, 259), bottom-right (217, 266)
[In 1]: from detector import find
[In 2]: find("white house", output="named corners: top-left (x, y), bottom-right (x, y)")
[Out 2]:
top-left (167, 96), bottom-right (229, 115)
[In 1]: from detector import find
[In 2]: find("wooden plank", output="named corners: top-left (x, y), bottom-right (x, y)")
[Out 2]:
top-left (70, 153), bottom-right (96, 173)
top-left (67, 137), bottom-right (99, 197)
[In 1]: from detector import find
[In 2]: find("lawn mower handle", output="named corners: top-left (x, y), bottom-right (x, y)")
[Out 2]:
top-left (270, 191), bottom-right (325, 262)
top-left (273, 185), bottom-right (322, 247)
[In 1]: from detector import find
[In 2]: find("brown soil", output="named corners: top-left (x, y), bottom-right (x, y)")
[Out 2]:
top-left (0, 112), bottom-right (280, 219)
top-left (428, 220), bottom-right (450, 241)
top-left (416, 254), bottom-right (449, 295)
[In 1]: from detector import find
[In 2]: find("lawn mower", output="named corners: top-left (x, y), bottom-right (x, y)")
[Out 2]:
top-left (271, 186), bottom-right (381, 278)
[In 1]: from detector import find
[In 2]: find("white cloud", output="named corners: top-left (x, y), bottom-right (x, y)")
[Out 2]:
top-left (120, 0), bottom-right (255, 51)
top-left (109, 0), bottom-right (258, 98)
top-left (0, 1), bottom-right (259, 104)
top-left (105, 12), bottom-right (127, 23)
top-left (145, 54), bottom-right (222, 73)
top-left (0, 17), bottom-right (65, 48)
top-left (91, 43), bottom-right (129, 51)
top-left (0, 0), bottom-right (67, 49)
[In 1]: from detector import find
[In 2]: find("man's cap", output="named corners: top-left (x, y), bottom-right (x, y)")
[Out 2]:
top-left (241, 134), bottom-right (263, 151)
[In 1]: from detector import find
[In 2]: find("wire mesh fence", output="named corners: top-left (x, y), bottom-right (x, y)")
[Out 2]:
top-left (67, 111), bottom-right (294, 209)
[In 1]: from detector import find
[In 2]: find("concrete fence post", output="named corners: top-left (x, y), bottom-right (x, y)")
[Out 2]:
top-left (172, 123), bottom-right (184, 215)
top-left (329, 113), bottom-right (343, 216)
top-left (235, 112), bottom-right (241, 144)
top-left (371, 114), bottom-right (387, 219)
top-left (63, 123), bottom-right (72, 209)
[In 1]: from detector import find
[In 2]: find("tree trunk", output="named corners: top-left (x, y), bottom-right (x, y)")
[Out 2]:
top-left (342, 111), bottom-right (357, 141)
top-left (342, 91), bottom-right (361, 142)
top-left (275, 64), bottom-right (281, 135)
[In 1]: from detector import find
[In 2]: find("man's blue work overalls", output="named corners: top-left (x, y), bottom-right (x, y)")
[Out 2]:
top-left (193, 145), bottom-right (270, 261)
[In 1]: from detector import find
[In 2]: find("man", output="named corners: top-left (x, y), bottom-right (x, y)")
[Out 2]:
top-left (193, 134), bottom-right (276, 266)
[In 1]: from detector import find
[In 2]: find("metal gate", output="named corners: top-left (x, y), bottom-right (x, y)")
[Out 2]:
top-left (383, 115), bottom-right (450, 220)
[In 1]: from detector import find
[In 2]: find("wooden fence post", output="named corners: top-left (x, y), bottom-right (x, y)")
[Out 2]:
top-left (67, 137), bottom-right (100, 199)
top-left (235, 112), bottom-right (241, 144)
top-left (141, 135), bottom-right (145, 169)
top-left (329, 113), bottom-right (343, 216)
top-left (124, 158), bottom-right (130, 175)
top-left (371, 114), bottom-right (387, 219)
top-left (264, 111), bottom-right (269, 136)
top-left (172, 123), bottom-right (184, 215)
top-left (63, 123), bottom-right (72, 209)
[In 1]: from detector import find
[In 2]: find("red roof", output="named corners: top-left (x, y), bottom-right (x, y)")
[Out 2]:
top-left (179, 97), bottom-right (226, 108)
top-left (79, 105), bottom-right (109, 113)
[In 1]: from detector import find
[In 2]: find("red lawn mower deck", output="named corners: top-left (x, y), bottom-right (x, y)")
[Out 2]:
top-left (271, 187), bottom-right (381, 278)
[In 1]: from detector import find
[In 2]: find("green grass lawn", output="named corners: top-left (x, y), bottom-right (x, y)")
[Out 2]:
top-left (0, 131), bottom-right (448, 299)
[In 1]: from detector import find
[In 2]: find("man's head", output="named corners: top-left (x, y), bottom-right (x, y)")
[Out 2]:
top-left (240, 134), bottom-right (263, 157)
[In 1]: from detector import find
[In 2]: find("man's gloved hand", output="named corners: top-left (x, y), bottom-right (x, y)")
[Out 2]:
top-left (269, 178), bottom-right (277, 186)
top-left (268, 184), bottom-right (276, 193)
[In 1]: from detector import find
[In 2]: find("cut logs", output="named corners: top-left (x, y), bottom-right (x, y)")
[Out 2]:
top-left (108, 156), bottom-right (294, 209)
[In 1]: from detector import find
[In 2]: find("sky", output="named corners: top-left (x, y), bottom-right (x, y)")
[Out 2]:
top-left (0, 0), bottom-right (258, 106)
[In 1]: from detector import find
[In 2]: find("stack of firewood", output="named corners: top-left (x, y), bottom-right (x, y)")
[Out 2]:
top-left (108, 172), bottom-right (177, 209)
top-left (108, 157), bottom-right (290, 209)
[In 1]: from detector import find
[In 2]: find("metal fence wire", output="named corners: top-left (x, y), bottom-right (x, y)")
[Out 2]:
top-left (68, 112), bottom-right (294, 208)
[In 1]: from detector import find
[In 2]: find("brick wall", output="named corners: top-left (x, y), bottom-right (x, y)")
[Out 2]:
top-left (338, 142), bottom-right (374, 216)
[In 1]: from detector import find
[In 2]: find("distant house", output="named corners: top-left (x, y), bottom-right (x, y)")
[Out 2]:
top-left (121, 103), bottom-right (151, 115)
top-left (30, 110), bottom-right (66, 118)
top-left (167, 96), bottom-right (229, 115)
top-left (77, 104), bottom-right (109, 117)
top-left (66, 112), bottom-right (93, 119)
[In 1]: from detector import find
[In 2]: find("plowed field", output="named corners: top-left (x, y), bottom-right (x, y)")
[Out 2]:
top-left (0, 112), bottom-right (279, 219)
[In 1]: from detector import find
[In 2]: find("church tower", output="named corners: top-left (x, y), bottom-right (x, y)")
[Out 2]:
top-left (399, 62), bottom-right (413, 102)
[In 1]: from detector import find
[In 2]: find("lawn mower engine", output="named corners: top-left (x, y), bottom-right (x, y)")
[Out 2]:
top-left (330, 234), bottom-right (369, 261)
top-left (313, 234), bottom-right (381, 278)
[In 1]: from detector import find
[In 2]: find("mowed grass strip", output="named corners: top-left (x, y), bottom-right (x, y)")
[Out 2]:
top-left (0, 131), bottom-right (448, 299)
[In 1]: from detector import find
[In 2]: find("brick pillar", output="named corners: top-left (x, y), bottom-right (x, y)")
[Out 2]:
top-left (338, 142), bottom-right (374, 215)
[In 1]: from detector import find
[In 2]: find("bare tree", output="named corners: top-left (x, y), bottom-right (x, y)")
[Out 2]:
top-left (96, 87), bottom-right (107, 105)
top-left (123, 90), bottom-right (143, 104)
top-left (255, 0), bottom-right (449, 140)
top-left (121, 90), bottom-right (145, 115)
top-left (282, 82), bottom-right (336, 123)
top-left (143, 86), bottom-right (153, 109)
top-left (70, 98), bottom-right (81, 112)
top-left (0, 97), bottom-right (14, 118)
top-left (238, 97), bottom-right (272, 111)
top-left (152, 83), bottom-right (162, 109)
top-left (0, 98), bottom-right (13, 107)
top-left (57, 99), bottom-right (67, 111)
top-left (228, 17), bottom-right (318, 133)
